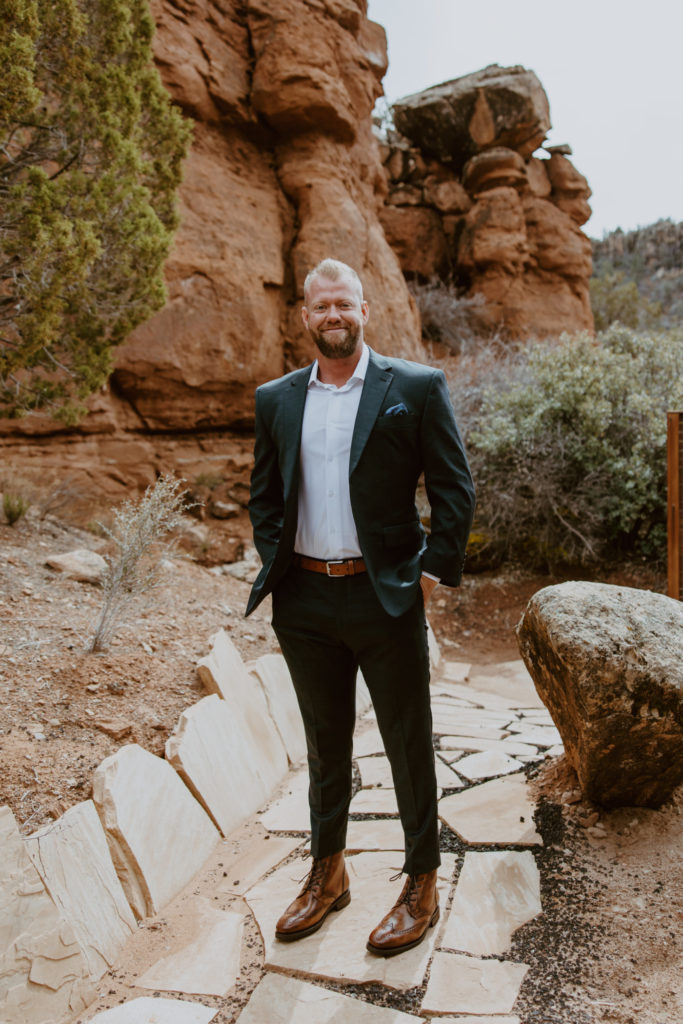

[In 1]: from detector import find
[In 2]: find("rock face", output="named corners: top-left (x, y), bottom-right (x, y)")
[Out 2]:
top-left (517, 582), bottom-right (683, 808)
top-left (110, 0), bottom-right (421, 433)
top-left (380, 64), bottom-right (594, 338)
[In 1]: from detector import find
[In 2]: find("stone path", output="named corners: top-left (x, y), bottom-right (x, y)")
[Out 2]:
top-left (76, 649), bottom-right (559, 1023)
top-left (3, 627), bottom-right (564, 1024)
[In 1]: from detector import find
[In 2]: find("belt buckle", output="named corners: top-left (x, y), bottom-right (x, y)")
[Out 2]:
top-left (326, 559), bottom-right (345, 576)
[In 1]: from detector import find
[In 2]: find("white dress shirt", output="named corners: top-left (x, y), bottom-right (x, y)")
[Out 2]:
top-left (294, 344), bottom-right (369, 559)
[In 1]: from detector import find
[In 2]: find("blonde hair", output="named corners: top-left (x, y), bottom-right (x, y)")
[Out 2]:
top-left (303, 258), bottom-right (364, 303)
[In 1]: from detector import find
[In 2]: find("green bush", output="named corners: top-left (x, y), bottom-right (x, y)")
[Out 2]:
top-left (0, 0), bottom-right (191, 422)
top-left (465, 325), bottom-right (683, 569)
top-left (590, 270), bottom-right (661, 332)
top-left (3, 492), bottom-right (30, 525)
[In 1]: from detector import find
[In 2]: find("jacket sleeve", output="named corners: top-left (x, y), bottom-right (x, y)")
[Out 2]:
top-left (420, 370), bottom-right (476, 586)
top-left (248, 387), bottom-right (284, 569)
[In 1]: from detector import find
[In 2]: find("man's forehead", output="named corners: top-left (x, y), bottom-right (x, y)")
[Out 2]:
top-left (306, 274), bottom-right (363, 303)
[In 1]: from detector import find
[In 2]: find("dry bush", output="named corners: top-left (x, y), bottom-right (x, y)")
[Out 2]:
top-left (409, 278), bottom-right (495, 354)
top-left (90, 474), bottom-right (188, 652)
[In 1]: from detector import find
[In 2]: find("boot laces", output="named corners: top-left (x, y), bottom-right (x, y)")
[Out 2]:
top-left (301, 858), bottom-right (327, 896)
top-left (396, 873), bottom-right (421, 913)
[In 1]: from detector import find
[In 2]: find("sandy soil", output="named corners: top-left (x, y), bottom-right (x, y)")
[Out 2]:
top-left (1, 509), bottom-right (681, 1023)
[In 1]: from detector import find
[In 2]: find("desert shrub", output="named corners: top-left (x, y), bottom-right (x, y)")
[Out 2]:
top-left (90, 474), bottom-right (187, 651)
top-left (464, 325), bottom-right (683, 570)
top-left (590, 270), bottom-right (661, 332)
top-left (409, 279), bottom-right (494, 353)
top-left (0, 0), bottom-right (191, 422)
top-left (3, 492), bottom-right (30, 525)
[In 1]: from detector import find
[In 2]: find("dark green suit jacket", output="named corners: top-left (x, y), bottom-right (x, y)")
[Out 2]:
top-left (246, 347), bottom-right (475, 618)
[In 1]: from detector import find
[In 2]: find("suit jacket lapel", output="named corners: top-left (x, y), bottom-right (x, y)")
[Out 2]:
top-left (281, 366), bottom-right (310, 498)
top-left (350, 349), bottom-right (393, 477)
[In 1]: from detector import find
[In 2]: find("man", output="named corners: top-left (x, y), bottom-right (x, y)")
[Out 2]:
top-left (247, 258), bottom-right (475, 956)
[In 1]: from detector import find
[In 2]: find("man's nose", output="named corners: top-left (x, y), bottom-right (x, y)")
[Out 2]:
top-left (325, 304), bottom-right (343, 320)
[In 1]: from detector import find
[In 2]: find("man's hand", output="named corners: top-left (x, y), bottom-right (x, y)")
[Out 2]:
top-left (419, 573), bottom-right (439, 605)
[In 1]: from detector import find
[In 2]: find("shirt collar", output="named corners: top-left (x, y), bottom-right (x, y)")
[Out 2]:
top-left (309, 343), bottom-right (369, 390)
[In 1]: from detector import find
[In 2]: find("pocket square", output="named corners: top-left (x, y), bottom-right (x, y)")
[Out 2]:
top-left (384, 402), bottom-right (409, 417)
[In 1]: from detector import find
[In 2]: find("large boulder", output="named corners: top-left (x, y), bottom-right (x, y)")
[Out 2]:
top-left (393, 64), bottom-right (551, 171)
top-left (517, 582), bottom-right (683, 808)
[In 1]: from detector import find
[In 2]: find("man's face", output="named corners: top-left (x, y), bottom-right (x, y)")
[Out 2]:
top-left (302, 275), bottom-right (369, 360)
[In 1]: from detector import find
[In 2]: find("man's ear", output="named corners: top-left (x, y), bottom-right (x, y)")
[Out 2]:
top-left (361, 300), bottom-right (369, 325)
top-left (301, 305), bottom-right (309, 329)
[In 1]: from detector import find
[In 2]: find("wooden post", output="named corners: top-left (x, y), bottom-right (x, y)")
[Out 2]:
top-left (668, 411), bottom-right (682, 600)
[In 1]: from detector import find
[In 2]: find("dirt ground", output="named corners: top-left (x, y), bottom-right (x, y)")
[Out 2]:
top-left (1, 508), bottom-right (681, 1023)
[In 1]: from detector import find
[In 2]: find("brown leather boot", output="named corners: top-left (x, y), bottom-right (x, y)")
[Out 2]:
top-left (366, 869), bottom-right (439, 957)
top-left (275, 851), bottom-right (350, 941)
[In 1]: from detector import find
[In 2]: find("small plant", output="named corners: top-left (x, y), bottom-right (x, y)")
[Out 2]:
top-left (90, 475), bottom-right (188, 652)
top-left (3, 493), bottom-right (30, 526)
top-left (408, 278), bottom-right (494, 354)
top-left (194, 472), bottom-right (224, 491)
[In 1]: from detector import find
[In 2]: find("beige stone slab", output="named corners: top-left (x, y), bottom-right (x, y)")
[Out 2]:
top-left (422, 951), bottom-right (529, 1015)
top-left (427, 620), bottom-right (441, 670)
top-left (88, 997), bottom-right (217, 1023)
top-left (26, 800), bottom-right (136, 981)
top-left (93, 744), bottom-right (220, 919)
top-left (245, 851), bottom-right (456, 990)
top-left (435, 757), bottom-right (464, 789)
top-left (239, 973), bottom-right (424, 1023)
top-left (166, 695), bottom-right (286, 838)
top-left (247, 653), bottom-right (307, 765)
top-left (469, 660), bottom-right (545, 709)
top-left (547, 744), bottom-right (565, 757)
top-left (357, 670), bottom-right (373, 713)
top-left (433, 680), bottom-right (519, 710)
top-left (259, 768), bottom-right (311, 833)
top-left (431, 706), bottom-right (515, 729)
top-left (357, 755), bottom-right (394, 789)
top-left (0, 805), bottom-right (94, 1024)
top-left (345, 818), bottom-right (407, 852)
top-left (441, 660), bottom-right (472, 683)
top-left (350, 788), bottom-right (399, 815)
top-left (442, 851), bottom-right (541, 955)
top-left (353, 726), bottom-right (386, 757)
top-left (506, 724), bottom-right (562, 747)
top-left (433, 1017), bottom-right (520, 1024)
top-left (196, 630), bottom-right (288, 794)
top-left (217, 828), bottom-right (302, 895)
top-left (439, 774), bottom-right (542, 846)
top-left (455, 750), bottom-right (524, 781)
top-left (136, 897), bottom-right (243, 997)
top-left (433, 722), bottom-right (506, 740)
top-left (439, 736), bottom-right (538, 757)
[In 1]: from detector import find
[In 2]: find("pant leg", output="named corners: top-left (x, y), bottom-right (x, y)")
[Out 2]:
top-left (343, 576), bottom-right (440, 875)
top-left (271, 568), bottom-right (357, 858)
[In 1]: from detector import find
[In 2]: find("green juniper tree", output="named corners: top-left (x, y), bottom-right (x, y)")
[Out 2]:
top-left (0, 0), bottom-right (191, 422)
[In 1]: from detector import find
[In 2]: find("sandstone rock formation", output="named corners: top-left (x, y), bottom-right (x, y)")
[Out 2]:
top-left (380, 64), bottom-right (594, 338)
top-left (517, 581), bottom-right (683, 808)
top-left (110, 0), bottom-right (421, 434)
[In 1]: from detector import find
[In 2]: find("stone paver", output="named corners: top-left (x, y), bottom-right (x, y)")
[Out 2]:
top-left (357, 755), bottom-right (394, 789)
top-left (345, 818), bottom-right (408, 851)
top-left (238, 973), bottom-right (424, 1022)
top-left (439, 774), bottom-right (542, 846)
top-left (353, 726), bottom-right (386, 757)
top-left (422, 951), bottom-right (529, 1015)
top-left (350, 787), bottom-right (399, 815)
top-left (432, 1016), bottom-right (520, 1023)
top-left (245, 851), bottom-right (455, 989)
top-left (433, 722), bottom-right (507, 740)
top-left (217, 828), bottom-right (302, 895)
top-left (26, 800), bottom-right (136, 980)
top-left (0, 805), bottom-right (93, 1023)
top-left (455, 750), bottom-right (524, 781)
top-left (440, 660), bottom-right (472, 682)
top-left (442, 851), bottom-right (541, 955)
top-left (259, 767), bottom-right (310, 833)
top-left (136, 897), bottom-right (243, 997)
top-left (87, 997), bottom-right (217, 1023)
top-left (439, 736), bottom-right (539, 757)
top-left (92, 744), bottom-right (220, 919)
top-left (247, 653), bottom-right (307, 765)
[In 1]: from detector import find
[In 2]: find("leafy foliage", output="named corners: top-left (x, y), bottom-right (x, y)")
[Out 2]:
top-left (0, 0), bottom-right (191, 422)
top-left (590, 270), bottom-right (661, 332)
top-left (463, 326), bottom-right (683, 570)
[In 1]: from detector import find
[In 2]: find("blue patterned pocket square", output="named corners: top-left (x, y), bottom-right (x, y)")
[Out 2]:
top-left (384, 402), bottom-right (409, 417)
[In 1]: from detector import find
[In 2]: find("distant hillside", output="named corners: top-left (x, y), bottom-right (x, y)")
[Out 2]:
top-left (591, 219), bottom-right (683, 325)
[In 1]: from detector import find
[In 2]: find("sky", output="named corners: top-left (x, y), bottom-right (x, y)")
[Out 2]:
top-left (367, 0), bottom-right (683, 238)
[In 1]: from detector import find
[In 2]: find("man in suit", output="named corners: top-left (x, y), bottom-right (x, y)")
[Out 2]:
top-left (247, 258), bottom-right (475, 956)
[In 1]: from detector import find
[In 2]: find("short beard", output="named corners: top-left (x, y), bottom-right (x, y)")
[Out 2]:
top-left (309, 322), bottom-right (361, 360)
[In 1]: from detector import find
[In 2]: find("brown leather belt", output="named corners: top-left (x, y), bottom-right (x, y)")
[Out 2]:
top-left (292, 553), bottom-right (367, 577)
